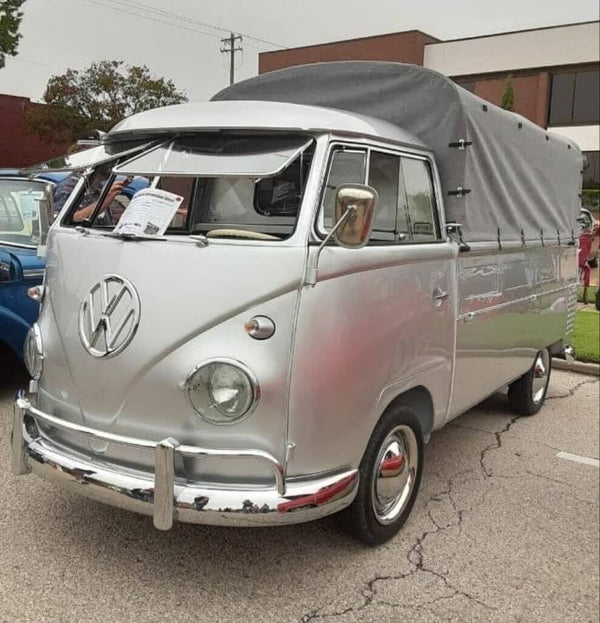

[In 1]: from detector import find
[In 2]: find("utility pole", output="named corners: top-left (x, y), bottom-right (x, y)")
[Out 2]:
top-left (220, 32), bottom-right (243, 85)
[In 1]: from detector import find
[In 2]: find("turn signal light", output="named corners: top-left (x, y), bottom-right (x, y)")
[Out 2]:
top-left (244, 316), bottom-right (275, 340)
top-left (27, 285), bottom-right (44, 303)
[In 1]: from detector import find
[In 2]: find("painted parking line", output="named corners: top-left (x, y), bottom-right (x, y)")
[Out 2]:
top-left (556, 451), bottom-right (600, 468)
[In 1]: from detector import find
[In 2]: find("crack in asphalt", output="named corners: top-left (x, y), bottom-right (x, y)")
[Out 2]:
top-left (545, 378), bottom-right (598, 400)
top-left (300, 476), bottom-right (495, 621)
top-left (405, 479), bottom-right (495, 612)
top-left (453, 422), bottom-right (574, 455)
top-left (478, 414), bottom-right (522, 478)
top-left (476, 377), bottom-right (598, 479)
top-left (300, 376), bottom-right (596, 622)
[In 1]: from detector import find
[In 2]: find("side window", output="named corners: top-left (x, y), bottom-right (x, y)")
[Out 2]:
top-left (401, 158), bottom-right (440, 242)
top-left (368, 151), bottom-right (410, 243)
top-left (322, 148), bottom-right (366, 229)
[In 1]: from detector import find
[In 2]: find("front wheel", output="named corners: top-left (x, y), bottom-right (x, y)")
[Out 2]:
top-left (508, 348), bottom-right (552, 416)
top-left (338, 405), bottom-right (424, 546)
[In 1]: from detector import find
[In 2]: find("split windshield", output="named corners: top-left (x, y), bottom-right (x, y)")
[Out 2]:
top-left (65, 134), bottom-right (315, 240)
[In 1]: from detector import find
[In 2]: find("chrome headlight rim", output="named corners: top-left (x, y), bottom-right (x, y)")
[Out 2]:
top-left (185, 358), bottom-right (260, 426)
top-left (24, 323), bottom-right (44, 380)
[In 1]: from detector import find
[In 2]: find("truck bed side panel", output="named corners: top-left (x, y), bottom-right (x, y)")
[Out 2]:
top-left (448, 244), bottom-right (577, 420)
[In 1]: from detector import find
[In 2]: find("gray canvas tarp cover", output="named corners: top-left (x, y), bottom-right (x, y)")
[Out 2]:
top-left (213, 62), bottom-right (583, 244)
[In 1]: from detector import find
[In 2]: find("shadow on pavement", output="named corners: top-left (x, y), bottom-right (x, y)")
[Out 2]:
top-left (0, 343), bottom-right (29, 398)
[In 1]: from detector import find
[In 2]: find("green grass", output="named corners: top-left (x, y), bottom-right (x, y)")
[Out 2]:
top-left (577, 285), bottom-right (598, 304)
top-left (572, 310), bottom-right (600, 364)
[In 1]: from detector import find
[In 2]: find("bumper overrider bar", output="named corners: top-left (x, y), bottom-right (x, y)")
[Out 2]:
top-left (12, 396), bottom-right (358, 529)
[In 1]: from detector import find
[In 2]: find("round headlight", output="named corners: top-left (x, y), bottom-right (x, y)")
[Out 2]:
top-left (24, 324), bottom-right (43, 380)
top-left (186, 359), bottom-right (259, 425)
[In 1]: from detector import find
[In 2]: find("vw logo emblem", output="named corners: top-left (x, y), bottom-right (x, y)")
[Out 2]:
top-left (79, 275), bottom-right (140, 358)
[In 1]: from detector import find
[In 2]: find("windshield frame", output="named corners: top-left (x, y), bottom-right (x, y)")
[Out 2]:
top-left (51, 133), bottom-right (331, 248)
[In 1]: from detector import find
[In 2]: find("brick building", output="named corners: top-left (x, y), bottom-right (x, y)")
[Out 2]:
top-left (0, 94), bottom-right (69, 168)
top-left (259, 21), bottom-right (600, 194)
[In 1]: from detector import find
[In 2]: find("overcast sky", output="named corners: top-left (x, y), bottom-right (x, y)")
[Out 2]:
top-left (1, 0), bottom-right (598, 103)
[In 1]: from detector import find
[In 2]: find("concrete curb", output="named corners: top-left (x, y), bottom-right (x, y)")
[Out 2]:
top-left (553, 358), bottom-right (600, 377)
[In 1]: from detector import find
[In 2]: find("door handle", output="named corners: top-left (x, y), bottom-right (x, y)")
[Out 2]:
top-left (432, 288), bottom-right (449, 307)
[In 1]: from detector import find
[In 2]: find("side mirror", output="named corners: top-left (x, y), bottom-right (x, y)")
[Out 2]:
top-left (333, 184), bottom-right (378, 249)
top-left (304, 184), bottom-right (378, 287)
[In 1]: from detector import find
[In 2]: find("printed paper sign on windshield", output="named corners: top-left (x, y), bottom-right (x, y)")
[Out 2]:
top-left (112, 188), bottom-right (183, 237)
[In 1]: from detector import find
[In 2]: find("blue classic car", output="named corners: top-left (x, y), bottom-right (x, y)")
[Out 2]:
top-left (0, 177), bottom-right (51, 359)
top-left (0, 165), bottom-right (149, 359)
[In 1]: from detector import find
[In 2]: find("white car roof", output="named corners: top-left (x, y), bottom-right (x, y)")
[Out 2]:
top-left (108, 100), bottom-right (428, 151)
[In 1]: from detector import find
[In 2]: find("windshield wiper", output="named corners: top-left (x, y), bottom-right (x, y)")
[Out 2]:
top-left (101, 231), bottom-right (167, 241)
top-left (190, 234), bottom-right (209, 247)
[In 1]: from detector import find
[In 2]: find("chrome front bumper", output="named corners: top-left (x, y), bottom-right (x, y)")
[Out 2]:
top-left (12, 396), bottom-right (358, 529)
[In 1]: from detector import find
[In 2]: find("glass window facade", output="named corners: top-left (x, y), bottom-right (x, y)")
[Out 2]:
top-left (549, 70), bottom-right (600, 126)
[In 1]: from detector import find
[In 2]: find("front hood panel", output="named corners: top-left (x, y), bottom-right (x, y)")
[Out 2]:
top-left (42, 230), bottom-right (304, 445)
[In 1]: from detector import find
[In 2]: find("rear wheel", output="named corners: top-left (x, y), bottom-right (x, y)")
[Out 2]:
top-left (338, 405), bottom-right (423, 546)
top-left (508, 348), bottom-right (552, 416)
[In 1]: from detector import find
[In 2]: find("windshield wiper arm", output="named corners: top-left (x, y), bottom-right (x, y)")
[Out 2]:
top-left (190, 234), bottom-right (209, 247)
top-left (101, 232), bottom-right (167, 241)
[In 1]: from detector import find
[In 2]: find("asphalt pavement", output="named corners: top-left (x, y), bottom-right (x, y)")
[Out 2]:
top-left (0, 355), bottom-right (598, 623)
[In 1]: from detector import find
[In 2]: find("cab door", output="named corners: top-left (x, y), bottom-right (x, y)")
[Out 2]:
top-left (287, 143), bottom-right (456, 477)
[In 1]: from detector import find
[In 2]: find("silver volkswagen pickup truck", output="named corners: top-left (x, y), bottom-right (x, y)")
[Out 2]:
top-left (12, 63), bottom-right (582, 545)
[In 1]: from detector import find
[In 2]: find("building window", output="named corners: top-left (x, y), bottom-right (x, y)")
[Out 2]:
top-left (549, 70), bottom-right (600, 126)
top-left (583, 151), bottom-right (599, 189)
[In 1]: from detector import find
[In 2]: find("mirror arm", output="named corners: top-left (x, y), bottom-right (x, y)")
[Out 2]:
top-left (305, 206), bottom-right (356, 287)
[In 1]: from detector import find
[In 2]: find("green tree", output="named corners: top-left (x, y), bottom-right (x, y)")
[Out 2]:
top-left (500, 73), bottom-right (515, 111)
top-left (0, 0), bottom-right (25, 68)
top-left (26, 60), bottom-right (188, 143)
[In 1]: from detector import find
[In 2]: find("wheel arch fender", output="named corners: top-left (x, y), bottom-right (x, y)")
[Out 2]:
top-left (379, 385), bottom-right (434, 438)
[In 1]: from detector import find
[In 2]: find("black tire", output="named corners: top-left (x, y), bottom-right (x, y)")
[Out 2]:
top-left (595, 288), bottom-right (600, 312)
top-left (338, 405), bottom-right (424, 546)
top-left (508, 348), bottom-right (552, 416)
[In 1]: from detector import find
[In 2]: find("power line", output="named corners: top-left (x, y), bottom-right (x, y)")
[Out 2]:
top-left (8, 57), bottom-right (68, 72)
top-left (79, 0), bottom-right (286, 50)
top-left (78, 0), bottom-right (225, 41)
top-left (109, 0), bottom-right (285, 49)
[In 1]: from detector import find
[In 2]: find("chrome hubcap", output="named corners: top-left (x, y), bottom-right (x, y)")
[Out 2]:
top-left (371, 425), bottom-right (418, 525)
top-left (532, 350), bottom-right (550, 404)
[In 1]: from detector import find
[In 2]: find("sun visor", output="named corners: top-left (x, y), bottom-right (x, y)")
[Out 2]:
top-left (113, 136), bottom-right (313, 177)
top-left (23, 140), bottom-right (158, 173)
